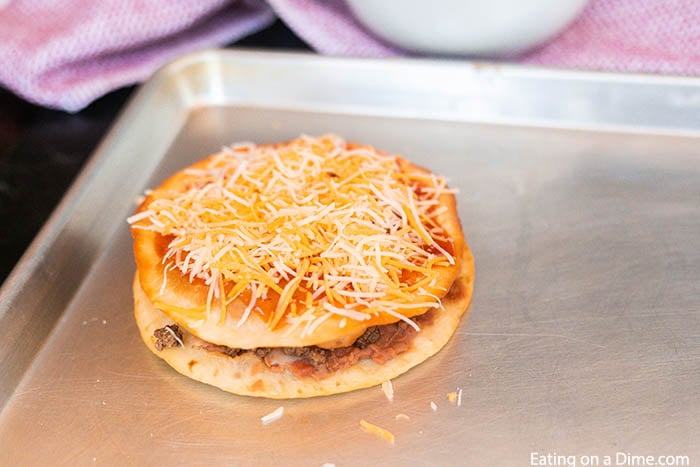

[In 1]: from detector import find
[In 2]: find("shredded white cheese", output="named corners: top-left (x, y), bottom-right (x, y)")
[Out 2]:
top-left (430, 401), bottom-right (438, 412)
top-left (129, 135), bottom-right (455, 332)
top-left (260, 406), bottom-right (284, 425)
top-left (164, 325), bottom-right (184, 348)
top-left (381, 380), bottom-right (394, 402)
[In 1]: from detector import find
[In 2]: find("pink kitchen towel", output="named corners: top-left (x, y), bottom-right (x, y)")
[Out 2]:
top-left (1, 0), bottom-right (699, 111)
top-left (0, 0), bottom-right (275, 111)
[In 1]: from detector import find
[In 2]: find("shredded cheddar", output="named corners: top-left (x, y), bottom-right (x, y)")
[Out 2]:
top-left (360, 419), bottom-right (395, 445)
top-left (128, 135), bottom-right (456, 333)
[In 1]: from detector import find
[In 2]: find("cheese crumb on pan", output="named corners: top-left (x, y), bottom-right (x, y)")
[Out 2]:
top-left (446, 387), bottom-right (464, 406)
top-left (381, 380), bottom-right (394, 402)
top-left (360, 419), bottom-right (395, 445)
top-left (430, 401), bottom-right (438, 411)
top-left (395, 413), bottom-right (410, 420)
top-left (129, 134), bottom-right (457, 333)
top-left (261, 406), bottom-right (284, 425)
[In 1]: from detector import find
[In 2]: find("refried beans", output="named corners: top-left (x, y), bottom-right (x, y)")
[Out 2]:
top-left (159, 310), bottom-right (436, 380)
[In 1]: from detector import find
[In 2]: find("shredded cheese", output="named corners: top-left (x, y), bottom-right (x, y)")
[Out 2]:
top-left (381, 380), bottom-right (394, 402)
top-left (430, 401), bottom-right (438, 412)
top-left (164, 326), bottom-right (184, 348)
top-left (260, 406), bottom-right (284, 425)
top-left (360, 419), bottom-right (395, 445)
top-left (129, 135), bottom-right (455, 333)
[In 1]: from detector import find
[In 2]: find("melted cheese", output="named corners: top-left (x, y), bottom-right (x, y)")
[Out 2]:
top-left (129, 135), bottom-right (455, 336)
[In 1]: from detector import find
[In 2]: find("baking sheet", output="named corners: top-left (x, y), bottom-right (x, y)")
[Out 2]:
top-left (1, 50), bottom-right (699, 466)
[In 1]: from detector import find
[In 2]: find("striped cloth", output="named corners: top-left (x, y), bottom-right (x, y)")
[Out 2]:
top-left (1, 0), bottom-right (698, 111)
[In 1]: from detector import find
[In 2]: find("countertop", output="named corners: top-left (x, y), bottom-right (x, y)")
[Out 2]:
top-left (0, 20), bottom-right (309, 287)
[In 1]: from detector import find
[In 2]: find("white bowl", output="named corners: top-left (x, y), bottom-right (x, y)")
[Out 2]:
top-left (346, 0), bottom-right (589, 57)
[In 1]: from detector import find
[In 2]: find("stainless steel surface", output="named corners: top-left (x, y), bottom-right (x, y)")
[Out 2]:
top-left (1, 50), bottom-right (699, 466)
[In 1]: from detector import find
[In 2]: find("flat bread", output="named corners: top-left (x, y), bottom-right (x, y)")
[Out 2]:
top-left (133, 246), bottom-right (474, 398)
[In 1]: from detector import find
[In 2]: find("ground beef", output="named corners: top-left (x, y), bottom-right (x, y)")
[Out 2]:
top-left (153, 324), bottom-right (183, 351)
top-left (354, 326), bottom-right (381, 348)
top-left (194, 309), bottom-right (437, 379)
top-left (282, 346), bottom-right (330, 367)
top-left (195, 339), bottom-right (247, 357)
top-left (220, 347), bottom-right (246, 358)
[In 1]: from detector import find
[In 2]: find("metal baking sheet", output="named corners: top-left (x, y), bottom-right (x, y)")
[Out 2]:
top-left (1, 50), bottom-right (699, 466)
